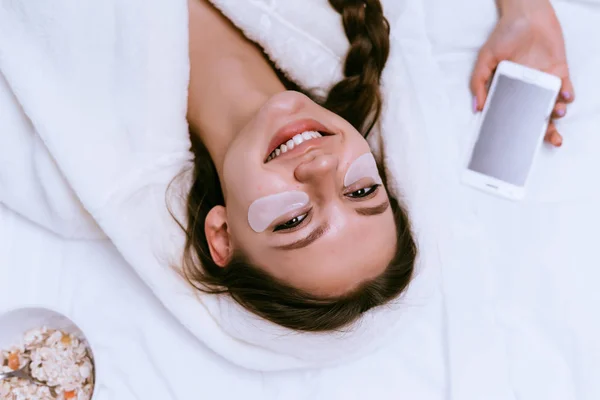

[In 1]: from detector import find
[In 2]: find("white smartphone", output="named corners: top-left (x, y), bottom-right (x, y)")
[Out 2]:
top-left (462, 60), bottom-right (562, 200)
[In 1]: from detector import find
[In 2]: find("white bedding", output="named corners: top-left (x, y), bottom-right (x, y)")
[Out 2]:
top-left (1, 0), bottom-right (599, 399)
top-left (0, 204), bottom-right (445, 399)
top-left (426, 1), bottom-right (600, 398)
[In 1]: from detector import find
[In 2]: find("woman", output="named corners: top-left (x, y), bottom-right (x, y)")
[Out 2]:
top-left (181, 0), bottom-right (573, 332)
top-left (184, 0), bottom-right (415, 332)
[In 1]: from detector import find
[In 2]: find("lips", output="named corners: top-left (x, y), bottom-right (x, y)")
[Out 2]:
top-left (267, 131), bottom-right (324, 162)
top-left (265, 118), bottom-right (332, 162)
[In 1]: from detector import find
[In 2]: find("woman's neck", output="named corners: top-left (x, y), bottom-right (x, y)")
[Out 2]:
top-left (188, 56), bottom-right (284, 166)
top-left (187, 0), bottom-right (285, 173)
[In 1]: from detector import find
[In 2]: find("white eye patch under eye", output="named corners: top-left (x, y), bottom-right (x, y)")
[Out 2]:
top-left (248, 191), bottom-right (310, 233)
top-left (344, 152), bottom-right (383, 187)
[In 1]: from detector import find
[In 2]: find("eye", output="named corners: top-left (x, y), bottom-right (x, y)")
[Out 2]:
top-left (273, 213), bottom-right (309, 232)
top-left (346, 184), bottom-right (380, 199)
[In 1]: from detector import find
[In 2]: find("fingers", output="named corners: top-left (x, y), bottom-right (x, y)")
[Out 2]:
top-left (553, 102), bottom-right (567, 119)
top-left (546, 74), bottom-right (573, 147)
top-left (559, 75), bottom-right (575, 104)
top-left (544, 122), bottom-right (563, 147)
top-left (470, 49), bottom-right (497, 112)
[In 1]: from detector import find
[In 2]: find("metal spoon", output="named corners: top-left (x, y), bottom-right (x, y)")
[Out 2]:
top-left (0, 364), bottom-right (57, 396)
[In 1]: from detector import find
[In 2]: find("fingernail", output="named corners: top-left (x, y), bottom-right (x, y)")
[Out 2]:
top-left (562, 91), bottom-right (571, 100)
top-left (472, 96), bottom-right (478, 113)
top-left (557, 109), bottom-right (566, 117)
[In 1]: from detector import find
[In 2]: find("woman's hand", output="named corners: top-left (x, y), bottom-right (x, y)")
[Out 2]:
top-left (471, 0), bottom-right (574, 147)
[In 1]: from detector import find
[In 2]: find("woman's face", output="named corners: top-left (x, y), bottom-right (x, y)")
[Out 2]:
top-left (216, 91), bottom-right (397, 296)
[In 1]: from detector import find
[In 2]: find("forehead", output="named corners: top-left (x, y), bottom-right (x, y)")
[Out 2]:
top-left (246, 207), bottom-right (397, 295)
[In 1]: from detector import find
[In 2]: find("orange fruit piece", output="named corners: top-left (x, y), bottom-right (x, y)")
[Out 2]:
top-left (64, 390), bottom-right (76, 399)
top-left (7, 353), bottom-right (20, 370)
top-left (61, 335), bottom-right (72, 345)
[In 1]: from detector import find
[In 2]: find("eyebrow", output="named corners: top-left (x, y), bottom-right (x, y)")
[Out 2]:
top-left (275, 223), bottom-right (330, 251)
top-left (355, 201), bottom-right (390, 216)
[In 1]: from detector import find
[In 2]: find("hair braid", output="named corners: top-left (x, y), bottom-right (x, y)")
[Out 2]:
top-left (323, 0), bottom-right (390, 137)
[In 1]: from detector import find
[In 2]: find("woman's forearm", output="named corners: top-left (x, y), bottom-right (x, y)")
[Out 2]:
top-left (497, 0), bottom-right (551, 17)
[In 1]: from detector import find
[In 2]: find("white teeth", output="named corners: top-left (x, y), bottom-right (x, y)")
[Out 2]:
top-left (267, 130), bottom-right (324, 162)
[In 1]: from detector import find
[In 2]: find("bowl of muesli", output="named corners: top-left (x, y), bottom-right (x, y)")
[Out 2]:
top-left (0, 307), bottom-right (95, 400)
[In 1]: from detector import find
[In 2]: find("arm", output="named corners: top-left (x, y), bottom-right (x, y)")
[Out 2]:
top-left (471, 0), bottom-right (574, 146)
top-left (497, 0), bottom-right (553, 17)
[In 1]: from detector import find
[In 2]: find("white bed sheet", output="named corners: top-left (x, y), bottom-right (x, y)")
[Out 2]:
top-left (0, 204), bottom-right (261, 400)
top-left (424, 0), bottom-right (600, 398)
top-left (0, 203), bottom-right (445, 399)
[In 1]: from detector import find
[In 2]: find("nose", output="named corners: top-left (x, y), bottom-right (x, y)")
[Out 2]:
top-left (294, 153), bottom-right (339, 187)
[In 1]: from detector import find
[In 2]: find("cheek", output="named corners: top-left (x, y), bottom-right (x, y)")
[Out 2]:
top-left (224, 172), bottom-right (289, 209)
top-left (222, 161), bottom-right (264, 206)
top-left (222, 171), bottom-right (297, 235)
top-left (223, 153), bottom-right (297, 205)
top-left (225, 211), bottom-right (272, 264)
top-left (223, 154), bottom-right (252, 190)
top-left (225, 209), bottom-right (250, 250)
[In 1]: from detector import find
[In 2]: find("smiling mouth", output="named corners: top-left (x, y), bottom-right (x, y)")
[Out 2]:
top-left (264, 118), bottom-right (336, 163)
top-left (266, 131), bottom-right (324, 162)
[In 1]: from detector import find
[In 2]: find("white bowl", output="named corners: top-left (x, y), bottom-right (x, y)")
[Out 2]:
top-left (0, 307), bottom-right (96, 398)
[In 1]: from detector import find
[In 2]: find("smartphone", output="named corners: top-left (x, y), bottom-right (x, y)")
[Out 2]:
top-left (462, 60), bottom-right (562, 200)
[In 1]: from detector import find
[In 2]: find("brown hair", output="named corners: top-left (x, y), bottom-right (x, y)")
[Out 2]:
top-left (181, 0), bottom-right (416, 332)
